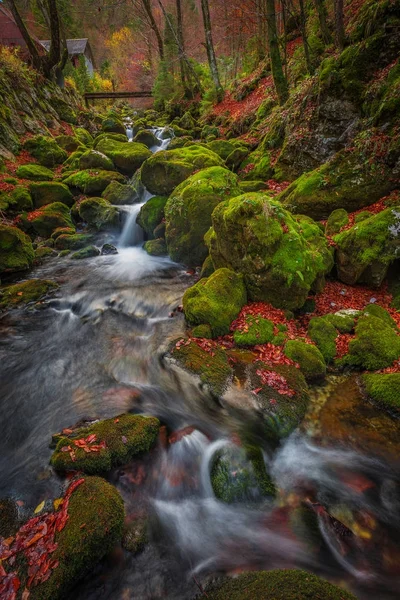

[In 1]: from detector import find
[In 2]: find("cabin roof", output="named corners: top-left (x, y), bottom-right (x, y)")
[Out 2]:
top-left (40, 38), bottom-right (91, 56)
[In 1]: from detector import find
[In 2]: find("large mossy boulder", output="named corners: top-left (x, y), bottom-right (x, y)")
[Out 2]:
top-left (308, 316), bottom-right (338, 363)
top-left (362, 373), bottom-right (400, 415)
top-left (170, 338), bottom-right (232, 396)
top-left (206, 140), bottom-right (236, 160)
top-left (0, 186), bottom-right (33, 212)
top-left (239, 150), bottom-right (273, 181)
top-left (30, 202), bottom-right (73, 237)
top-left (51, 413), bottom-right (160, 474)
top-left (0, 278), bottom-right (58, 310)
top-left (30, 182), bottom-right (74, 208)
top-left (284, 340), bottom-right (327, 381)
top-left (55, 135), bottom-right (84, 152)
top-left (207, 569), bottom-right (357, 600)
top-left (0, 225), bottom-right (35, 274)
top-left (71, 245), bottom-right (100, 259)
top-left (279, 147), bottom-right (395, 220)
top-left (140, 145), bottom-right (224, 196)
top-left (23, 135), bottom-right (68, 167)
top-left (133, 129), bottom-right (160, 148)
top-left (165, 167), bottom-right (242, 266)
top-left (101, 115), bottom-right (126, 134)
top-left (334, 206), bottom-right (400, 287)
top-left (93, 132), bottom-right (128, 148)
top-left (183, 268), bottom-right (247, 337)
top-left (137, 195), bottom-right (168, 237)
top-left (143, 238), bottom-right (167, 256)
top-left (74, 127), bottom-right (93, 147)
top-left (54, 233), bottom-right (94, 251)
top-left (207, 193), bottom-right (333, 310)
top-left (78, 197), bottom-right (119, 230)
top-left (79, 149), bottom-right (115, 171)
top-left (63, 169), bottom-right (126, 195)
top-left (102, 180), bottom-right (137, 205)
top-left (95, 138), bottom-right (151, 176)
top-left (16, 163), bottom-right (54, 181)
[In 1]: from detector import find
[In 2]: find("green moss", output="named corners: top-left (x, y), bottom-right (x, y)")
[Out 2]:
top-left (362, 373), bottom-right (400, 415)
top-left (191, 324), bottom-right (213, 338)
top-left (61, 150), bottom-right (84, 172)
top-left (58, 249), bottom-right (71, 257)
top-left (71, 245), bottom-right (100, 259)
top-left (30, 477), bottom-right (124, 600)
top-left (79, 150), bottom-right (115, 171)
top-left (226, 147), bottom-right (250, 170)
top-left (355, 210), bottom-right (372, 223)
top-left (200, 255), bottom-right (215, 278)
top-left (141, 145), bottom-right (224, 196)
top-left (233, 315), bottom-right (274, 346)
top-left (101, 115), bottom-right (126, 134)
top-left (95, 139), bottom-right (151, 176)
top-left (208, 193), bottom-right (333, 310)
top-left (170, 338), bottom-right (232, 396)
top-left (50, 97), bottom-right (77, 123)
top-left (30, 202), bottom-right (73, 237)
top-left (206, 140), bottom-right (235, 160)
top-left (239, 150), bottom-right (273, 181)
top-left (0, 279), bottom-right (58, 309)
top-left (51, 413), bottom-right (160, 474)
top-left (74, 127), bottom-right (93, 146)
top-left (334, 207), bottom-right (400, 286)
top-left (325, 311), bottom-right (357, 333)
top-left (137, 195), bottom-right (168, 237)
top-left (133, 129), bottom-right (160, 148)
top-left (341, 314), bottom-right (400, 370)
top-left (23, 135), bottom-right (67, 167)
top-left (0, 224), bottom-right (35, 274)
top-left (207, 569), bottom-right (357, 600)
top-left (5, 186), bottom-right (33, 211)
top-left (63, 169), bottom-right (126, 195)
top-left (51, 227), bottom-right (76, 239)
top-left (308, 316), bottom-right (338, 363)
top-left (35, 246), bottom-right (56, 259)
top-left (363, 303), bottom-right (397, 328)
top-left (55, 135), bottom-right (84, 152)
top-left (93, 132), bottom-right (128, 148)
top-left (183, 268), bottom-right (247, 337)
top-left (54, 233), bottom-right (94, 251)
top-left (201, 125), bottom-right (219, 139)
top-left (238, 180), bottom-right (268, 193)
top-left (143, 238), bottom-right (167, 256)
top-left (168, 136), bottom-right (193, 150)
top-left (165, 167), bottom-right (242, 266)
top-left (30, 182), bottom-right (74, 208)
top-left (79, 197), bottom-right (119, 230)
top-left (284, 340), bottom-right (326, 381)
top-left (325, 208), bottom-right (349, 235)
top-left (101, 180), bottom-right (137, 205)
top-left (16, 164), bottom-right (54, 181)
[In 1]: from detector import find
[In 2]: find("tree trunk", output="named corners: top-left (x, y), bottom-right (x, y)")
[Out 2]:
top-left (257, 0), bottom-right (266, 62)
top-left (176, 0), bottom-right (187, 90)
top-left (334, 0), bottom-right (345, 51)
top-left (299, 0), bottom-right (313, 74)
top-left (200, 0), bottom-right (223, 101)
top-left (265, 0), bottom-right (289, 104)
top-left (313, 0), bottom-right (331, 45)
top-left (142, 0), bottom-right (164, 59)
top-left (5, 0), bottom-right (43, 72)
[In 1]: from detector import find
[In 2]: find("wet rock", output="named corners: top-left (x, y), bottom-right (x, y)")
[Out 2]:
top-left (0, 224), bottom-right (35, 274)
top-left (71, 245), bottom-right (100, 259)
top-left (63, 169), bottom-right (126, 195)
top-left (79, 197), bottom-right (119, 230)
top-left (102, 180), bottom-right (137, 205)
top-left (79, 149), bottom-right (115, 171)
top-left (207, 193), bottom-right (333, 310)
top-left (140, 145), bottom-right (224, 196)
top-left (16, 163), bottom-right (54, 181)
top-left (183, 268), bottom-right (247, 337)
top-left (137, 195), bottom-right (168, 238)
top-left (50, 413), bottom-right (160, 474)
top-left (122, 517), bottom-right (148, 554)
top-left (165, 166), bottom-right (242, 266)
top-left (23, 135), bottom-right (67, 167)
top-left (362, 373), bottom-right (400, 416)
top-left (143, 238), bottom-right (167, 256)
top-left (0, 278), bottom-right (58, 310)
top-left (133, 129), bottom-right (161, 148)
top-left (54, 233), bottom-right (94, 251)
top-left (0, 498), bottom-right (19, 537)
top-left (96, 138), bottom-right (151, 176)
top-left (101, 243), bottom-right (118, 255)
top-left (35, 246), bottom-right (57, 260)
top-left (30, 202), bottom-right (73, 237)
top-left (30, 181), bottom-right (74, 208)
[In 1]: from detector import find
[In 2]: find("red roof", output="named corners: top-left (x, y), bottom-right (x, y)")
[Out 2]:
top-left (0, 5), bottom-right (44, 50)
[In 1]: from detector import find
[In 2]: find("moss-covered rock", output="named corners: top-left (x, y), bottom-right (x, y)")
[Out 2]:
top-left (143, 238), bottom-right (167, 256)
top-left (325, 310), bottom-right (357, 333)
top-left (200, 255), bottom-right (215, 279)
top-left (233, 315), bottom-right (275, 346)
top-left (362, 373), bottom-right (400, 415)
top-left (74, 127), bottom-right (93, 147)
top-left (340, 312), bottom-right (400, 370)
top-left (183, 268), bottom-right (247, 337)
top-left (207, 193), bottom-right (333, 310)
top-left (101, 180), bottom-right (137, 205)
top-left (61, 150), bottom-right (84, 172)
top-left (0, 186), bottom-right (33, 212)
top-left (141, 145), bottom-right (224, 196)
top-left (35, 246), bottom-right (57, 260)
top-left (23, 135), bottom-right (67, 167)
top-left (63, 169), bottom-right (126, 195)
top-left (54, 233), bottom-right (94, 251)
top-left (55, 135), bottom-right (84, 152)
top-left (30, 182), bottom-right (74, 208)
top-left (279, 147), bottom-right (395, 220)
top-left (334, 206), bottom-right (400, 286)
top-left (71, 245), bottom-right (100, 259)
top-left (308, 316), bottom-right (338, 363)
top-left (206, 140), bottom-right (236, 160)
top-left (95, 138), bottom-right (151, 176)
top-left (28, 477), bottom-right (124, 600)
top-left (227, 147), bottom-right (251, 171)
top-left (51, 226), bottom-right (76, 240)
top-left (137, 195), bottom-right (168, 237)
top-left (239, 150), bottom-right (273, 181)
top-left (0, 278), bottom-right (58, 309)
top-left (133, 129), bottom-right (161, 148)
top-left (168, 136), bottom-right (193, 150)
top-left (284, 340), bottom-right (327, 381)
top-left (93, 132), bottom-right (128, 148)
top-left (101, 115), bottom-right (126, 135)
top-left (211, 444), bottom-right (275, 503)
top-left (0, 224), bottom-right (35, 274)
top-left (325, 208), bottom-right (349, 235)
top-left (238, 180), bottom-right (268, 193)
top-left (16, 163), bottom-right (55, 181)
top-left (30, 202), bottom-right (73, 237)
top-left (201, 125), bottom-right (219, 139)
top-left (79, 150), bottom-right (115, 171)
top-left (165, 167), bottom-right (242, 266)
top-left (207, 569), bottom-right (357, 600)
top-left (170, 338), bottom-right (232, 396)
top-left (51, 413), bottom-right (160, 474)
top-left (79, 197), bottom-right (119, 230)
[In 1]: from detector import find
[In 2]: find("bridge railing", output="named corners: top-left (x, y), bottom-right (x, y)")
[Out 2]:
top-left (84, 91), bottom-right (153, 106)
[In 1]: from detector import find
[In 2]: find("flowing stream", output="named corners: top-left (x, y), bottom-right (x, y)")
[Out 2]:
top-left (0, 127), bottom-right (399, 599)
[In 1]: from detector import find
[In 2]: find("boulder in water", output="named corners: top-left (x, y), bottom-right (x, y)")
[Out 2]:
top-left (101, 243), bottom-right (118, 255)
top-left (0, 278), bottom-right (58, 310)
top-left (63, 169), bottom-right (126, 195)
top-left (23, 135), bottom-right (67, 167)
top-left (101, 115), bottom-right (126, 134)
top-left (79, 197), bottom-right (119, 230)
top-left (54, 233), bottom-right (94, 251)
top-left (133, 129), bottom-right (161, 148)
top-left (95, 138), bottom-right (151, 176)
top-left (16, 163), bottom-right (54, 181)
top-left (101, 180), bottom-right (137, 205)
top-left (79, 149), bottom-right (115, 171)
top-left (30, 182), bottom-right (74, 208)
top-left (29, 202), bottom-right (73, 237)
top-left (143, 238), bottom-right (167, 256)
top-left (137, 195), bottom-right (168, 238)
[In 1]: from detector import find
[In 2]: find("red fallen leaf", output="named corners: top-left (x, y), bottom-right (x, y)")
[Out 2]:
top-left (86, 434), bottom-right (97, 443)
top-left (61, 446), bottom-right (71, 453)
top-left (62, 428), bottom-right (73, 435)
top-left (16, 292), bottom-right (23, 297)
top-left (79, 524), bottom-right (86, 529)
top-left (114, 418), bottom-right (120, 423)
top-left (69, 450), bottom-right (76, 462)
top-left (251, 387), bottom-right (263, 395)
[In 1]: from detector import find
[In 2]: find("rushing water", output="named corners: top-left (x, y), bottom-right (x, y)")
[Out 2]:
top-left (1, 127), bottom-right (400, 599)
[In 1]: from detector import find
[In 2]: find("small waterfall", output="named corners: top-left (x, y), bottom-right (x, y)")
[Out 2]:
top-left (152, 126), bottom-right (174, 153)
top-left (119, 189), bottom-right (154, 248)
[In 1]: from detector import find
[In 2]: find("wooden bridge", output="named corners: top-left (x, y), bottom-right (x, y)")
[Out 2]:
top-left (84, 91), bottom-right (153, 106)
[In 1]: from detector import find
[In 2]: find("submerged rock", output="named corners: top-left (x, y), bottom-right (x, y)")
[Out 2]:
top-left (0, 279), bottom-right (58, 310)
top-left (0, 224), bottom-right (35, 274)
top-left (79, 197), bottom-right (119, 230)
top-left (23, 135), bottom-right (67, 167)
top-left (50, 413), bottom-right (160, 474)
top-left (183, 268), bottom-right (247, 337)
top-left (165, 166), bottom-right (242, 266)
top-left (133, 129), bottom-right (161, 148)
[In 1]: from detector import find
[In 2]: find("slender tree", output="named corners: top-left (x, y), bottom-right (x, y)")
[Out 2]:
top-left (265, 0), bottom-right (289, 104)
top-left (141, 0), bottom-right (164, 59)
top-left (176, 0), bottom-right (187, 89)
top-left (5, 0), bottom-right (43, 72)
top-left (200, 0), bottom-right (223, 101)
top-left (313, 0), bottom-right (332, 45)
top-left (334, 0), bottom-right (345, 50)
top-left (298, 0), bottom-right (313, 74)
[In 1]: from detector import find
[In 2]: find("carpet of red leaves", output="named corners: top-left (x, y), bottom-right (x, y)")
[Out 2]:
top-left (0, 478), bottom-right (84, 600)
top-left (212, 75), bottom-right (275, 121)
